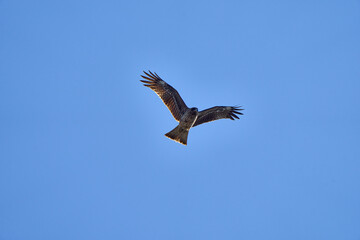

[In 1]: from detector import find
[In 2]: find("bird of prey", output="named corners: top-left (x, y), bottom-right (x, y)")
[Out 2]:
top-left (140, 71), bottom-right (244, 145)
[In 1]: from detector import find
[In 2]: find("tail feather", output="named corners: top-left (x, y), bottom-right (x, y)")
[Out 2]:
top-left (165, 125), bottom-right (189, 145)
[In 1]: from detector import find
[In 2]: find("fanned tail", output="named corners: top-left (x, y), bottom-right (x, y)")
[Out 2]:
top-left (165, 125), bottom-right (189, 145)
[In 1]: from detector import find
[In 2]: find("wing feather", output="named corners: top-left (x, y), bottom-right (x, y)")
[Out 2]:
top-left (140, 71), bottom-right (188, 121)
top-left (193, 106), bottom-right (244, 127)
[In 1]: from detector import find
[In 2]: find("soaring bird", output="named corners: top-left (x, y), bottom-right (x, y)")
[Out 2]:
top-left (140, 71), bottom-right (244, 145)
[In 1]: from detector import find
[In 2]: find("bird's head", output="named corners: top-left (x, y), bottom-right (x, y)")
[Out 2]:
top-left (190, 107), bottom-right (198, 113)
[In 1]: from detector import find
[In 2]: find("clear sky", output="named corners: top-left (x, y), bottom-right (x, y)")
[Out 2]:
top-left (1, 0), bottom-right (360, 239)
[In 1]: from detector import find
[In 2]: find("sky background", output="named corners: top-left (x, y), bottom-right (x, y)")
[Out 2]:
top-left (1, 0), bottom-right (360, 239)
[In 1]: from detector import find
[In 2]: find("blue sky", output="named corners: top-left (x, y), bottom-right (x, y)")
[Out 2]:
top-left (1, 0), bottom-right (360, 239)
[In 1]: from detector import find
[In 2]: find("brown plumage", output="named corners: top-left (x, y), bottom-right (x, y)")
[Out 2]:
top-left (140, 71), bottom-right (187, 121)
top-left (140, 71), bottom-right (244, 145)
top-left (193, 106), bottom-right (243, 127)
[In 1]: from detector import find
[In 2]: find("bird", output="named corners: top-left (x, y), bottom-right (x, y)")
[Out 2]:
top-left (140, 71), bottom-right (244, 145)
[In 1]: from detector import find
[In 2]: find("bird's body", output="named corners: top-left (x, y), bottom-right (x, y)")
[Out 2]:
top-left (165, 107), bottom-right (198, 145)
top-left (179, 107), bottom-right (198, 129)
top-left (140, 71), bottom-right (243, 145)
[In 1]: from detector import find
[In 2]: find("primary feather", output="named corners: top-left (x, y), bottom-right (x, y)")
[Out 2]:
top-left (193, 106), bottom-right (244, 127)
top-left (140, 71), bottom-right (188, 121)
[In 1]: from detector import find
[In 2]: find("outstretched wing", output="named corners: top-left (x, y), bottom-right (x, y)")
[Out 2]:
top-left (193, 106), bottom-right (243, 127)
top-left (140, 71), bottom-right (188, 121)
